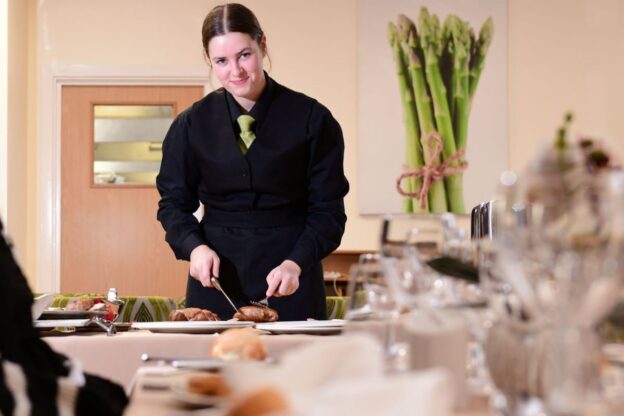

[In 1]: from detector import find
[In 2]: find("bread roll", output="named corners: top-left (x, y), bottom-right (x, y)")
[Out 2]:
top-left (210, 328), bottom-right (267, 361)
top-left (226, 387), bottom-right (290, 416)
top-left (233, 306), bottom-right (278, 322)
top-left (187, 374), bottom-right (231, 397)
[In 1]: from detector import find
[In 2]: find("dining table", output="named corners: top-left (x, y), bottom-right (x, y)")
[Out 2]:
top-left (42, 326), bottom-right (489, 415)
top-left (43, 329), bottom-right (317, 390)
top-left (124, 366), bottom-right (488, 416)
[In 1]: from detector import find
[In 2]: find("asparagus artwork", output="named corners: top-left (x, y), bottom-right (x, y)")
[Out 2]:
top-left (390, 7), bottom-right (493, 213)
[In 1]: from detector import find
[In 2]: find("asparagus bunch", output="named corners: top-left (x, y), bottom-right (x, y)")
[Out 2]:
top-left (389, 7), bottom-right (493, 213)
top-left (388, 21), bottom-right (426, 213)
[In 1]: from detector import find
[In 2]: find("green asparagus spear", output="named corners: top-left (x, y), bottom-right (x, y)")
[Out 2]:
top-left (447, 16), bottom-right (471, 152)
top-left (418, 8), bottom-right (465, 213)
top-left (397, 15), bottom-right (448, 213)
top-left (440, 18), bottom-right (454, 120)
top-left (468, 17), bottom-right (494, 103)
top-left (388, 22), bottom-right (426, 213)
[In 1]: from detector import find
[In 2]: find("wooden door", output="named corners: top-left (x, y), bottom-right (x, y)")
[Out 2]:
top-left (60, 85), bottom-right (204, 298)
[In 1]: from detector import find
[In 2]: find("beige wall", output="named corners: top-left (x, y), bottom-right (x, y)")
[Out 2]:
top-left (7, 0), bottom-right (31, 279)
top-left (36, 0), bottom-right (380, 269)
top-left (26, 0), bottom-right (37, 285)
top-left (11, 0), bottom-right (624, 289)
top-left (509, 0), bottom-right (624, 171)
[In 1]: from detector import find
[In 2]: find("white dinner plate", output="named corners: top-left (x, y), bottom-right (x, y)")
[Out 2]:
top-left (34, 319), bottom-right (131, 332)
top-left (171, 357), bottom-right (275, 371)
top-left (255, 319), bottom-right (346, 335)
top-left (131, 320), bottom-right (254, 334)
top-left (170, 380), bottom-right (228, 408)
top-left (34, 319), bottom-right (92, 328)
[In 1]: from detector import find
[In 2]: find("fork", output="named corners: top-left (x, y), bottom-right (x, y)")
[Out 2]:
top-left (250, 296), bottom-right (269, 309)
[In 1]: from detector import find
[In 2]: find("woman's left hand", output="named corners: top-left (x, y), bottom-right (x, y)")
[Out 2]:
top-left (266, 260), bottom-right (301, 297)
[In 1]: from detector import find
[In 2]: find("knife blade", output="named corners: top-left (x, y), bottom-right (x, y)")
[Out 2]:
top-left (210, 276), bottom-right (240, 314)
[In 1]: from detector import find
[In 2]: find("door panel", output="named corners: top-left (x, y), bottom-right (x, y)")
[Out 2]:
top-left (61, 85), bottom-right (204, 298)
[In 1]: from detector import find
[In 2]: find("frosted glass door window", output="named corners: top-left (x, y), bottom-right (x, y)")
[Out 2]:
top-left (93, 105), bottom-right (173, 185)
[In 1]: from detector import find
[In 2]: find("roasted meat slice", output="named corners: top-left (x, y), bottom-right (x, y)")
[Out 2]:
top-left (233, 305), bottom-right (278, 322)
top-left (168, 307), bottom-right (220, 321)
top-left (65, 297), bottom-right (96, 311)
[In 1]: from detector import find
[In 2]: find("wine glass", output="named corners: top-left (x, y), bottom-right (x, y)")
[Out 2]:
top-left (344, 253), bottom-right (409, 373)
top-left (382, 214), bottom-right (499, 401)
top-left (484, 167), bottom-right (624, 415)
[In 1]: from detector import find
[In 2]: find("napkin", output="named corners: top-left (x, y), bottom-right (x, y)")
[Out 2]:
top-left (398, 309), bottom-right (469, 406)
top-left (294, 369), bottom-right (454, 416)
top-left (222, 335), bottom-right (384, 395)
top-left (221, 334), bottom-right (455, 416)
top-left (31, 293), bottom-right (54, 320)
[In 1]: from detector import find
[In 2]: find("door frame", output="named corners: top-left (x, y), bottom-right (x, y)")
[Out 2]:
top-left (0, 0), bottom-right (7, 224)
top-left (38, 64), bottom-right (210, 292)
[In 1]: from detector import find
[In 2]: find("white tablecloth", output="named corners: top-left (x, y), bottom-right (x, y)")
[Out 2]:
top-left (124, 369), bottom-right (488, 416)
top-left (43, 330), bottom-right (317, 390)
top-left (43, 329), bottom-right (488, 415)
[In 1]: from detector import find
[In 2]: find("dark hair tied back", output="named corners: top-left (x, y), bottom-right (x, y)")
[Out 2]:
top-left (202, 3), bottom-right (265, 57)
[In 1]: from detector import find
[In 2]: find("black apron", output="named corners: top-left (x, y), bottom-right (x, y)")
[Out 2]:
top-left (186, 209), bottom-right (327, 321)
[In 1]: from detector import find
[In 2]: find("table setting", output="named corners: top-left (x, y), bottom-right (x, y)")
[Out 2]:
top-left (476, 115), bottom-right (624, 415)
top-left (124, 334), bottom-right (458, 416)
top-left (33, 114), bottom-right (624, 415)
top-left (328, 113), bottom-right (624, 416)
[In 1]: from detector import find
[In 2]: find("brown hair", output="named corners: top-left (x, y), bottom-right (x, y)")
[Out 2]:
top-left (202, 3), bottom-right (265, 58)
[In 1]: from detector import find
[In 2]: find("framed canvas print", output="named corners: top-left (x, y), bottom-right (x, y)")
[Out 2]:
top-left (357, 0), bottom-right (508, 215)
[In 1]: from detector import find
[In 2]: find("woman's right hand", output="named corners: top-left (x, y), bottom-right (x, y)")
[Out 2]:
top-left (189, 245), bottom-right (220, 287)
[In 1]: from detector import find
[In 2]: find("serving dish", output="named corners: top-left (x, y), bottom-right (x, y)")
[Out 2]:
top-left (34, 318), bottom-right (130, 335)
top-left (39, 308), bottom-right (109, 320)
top-left (131, 320), bottom-right (254, 334)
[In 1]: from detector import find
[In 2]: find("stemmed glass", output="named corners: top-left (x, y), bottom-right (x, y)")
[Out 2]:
top-left (344, 253), bottom-right (409, 373)
top-left (484, 168), bottom-right (624, 415)
top-left (381, 214), bottom-right (499, 401)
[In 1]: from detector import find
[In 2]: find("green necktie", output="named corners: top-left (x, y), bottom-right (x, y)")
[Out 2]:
top-left (237, 114), bottom-right (256, 155)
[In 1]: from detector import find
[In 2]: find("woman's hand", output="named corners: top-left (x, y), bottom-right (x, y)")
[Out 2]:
top-left (189, 245), bottom-right (220, 287)
top-left (266, 260), bottom-right (301, 297)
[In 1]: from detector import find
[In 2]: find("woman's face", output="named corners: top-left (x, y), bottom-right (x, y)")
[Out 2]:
top-left (208, 32), bottom-right (266, 102)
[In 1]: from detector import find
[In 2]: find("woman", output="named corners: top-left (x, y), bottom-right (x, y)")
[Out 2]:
top-left (156, 3), bottom-right (349, 321)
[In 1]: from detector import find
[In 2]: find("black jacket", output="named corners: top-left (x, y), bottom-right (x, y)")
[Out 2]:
top-left (156, 78), bottom-right (349, 320)
top-left (0, 219), bottom-right (127, 415)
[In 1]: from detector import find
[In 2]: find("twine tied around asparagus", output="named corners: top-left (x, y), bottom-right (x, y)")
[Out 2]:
top-left (396, 132), bottom-right (468, 209)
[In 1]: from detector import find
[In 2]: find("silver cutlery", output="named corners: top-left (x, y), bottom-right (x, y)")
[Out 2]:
top-left (141, 354), bottom-right (223, 368)
top-left (89, 316), bottom-right (117, 336)
top-left (140, 354), bottom-right (207, 364)
top-left (210, 276), bottom-right (240, 314)
top-left (250, 296), bottom-right (269, 309)
top-left (141, 353), bottom-right (177, 363)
